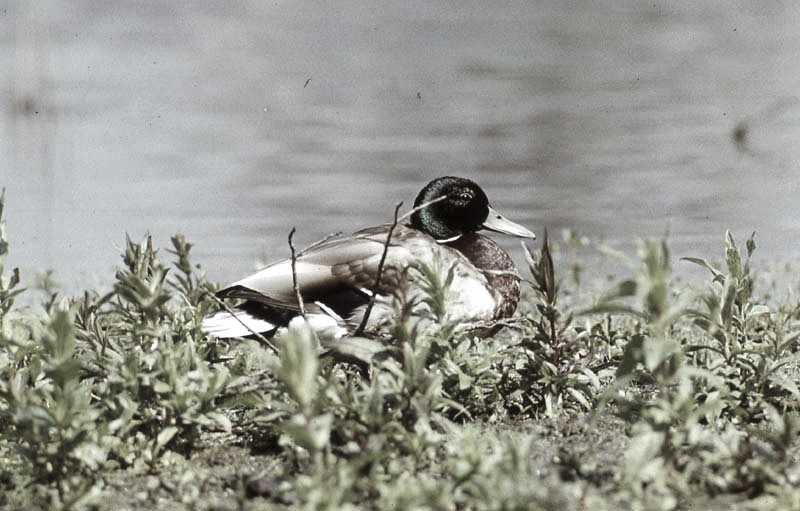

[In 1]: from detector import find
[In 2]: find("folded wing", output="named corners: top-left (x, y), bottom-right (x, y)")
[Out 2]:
top-left (216, 225), bottom-right (412, 310)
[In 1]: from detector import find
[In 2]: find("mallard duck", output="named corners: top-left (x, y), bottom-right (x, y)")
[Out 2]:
top-left (201, 176), bottom-right (535, 342)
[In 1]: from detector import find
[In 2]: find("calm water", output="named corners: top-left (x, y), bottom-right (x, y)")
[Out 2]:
top-left (2, 1), bottom-right (800, 292)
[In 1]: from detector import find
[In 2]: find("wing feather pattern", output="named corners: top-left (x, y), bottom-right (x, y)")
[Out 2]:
top-left (216, 225), bottom-right (416, 308)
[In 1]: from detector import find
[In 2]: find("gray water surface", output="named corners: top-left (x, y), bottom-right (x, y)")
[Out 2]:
top-left (3, 1), bottom-right (800, 291)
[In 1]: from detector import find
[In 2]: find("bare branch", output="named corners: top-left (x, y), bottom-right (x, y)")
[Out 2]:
top-left (354, 201), bottom-right (404, 336)
top-left (352, 195), bottom-right (451, 337)
top-left (288, 227), bottom-right (307, 317)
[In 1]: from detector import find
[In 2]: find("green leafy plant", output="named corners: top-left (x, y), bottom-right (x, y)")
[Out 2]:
top-left (684, 231), bottom-right (800, 422)
top-left (587, 236), bottom-right (724, 503)
top-left (511, 230), bottom-right (614, 415)
top-left (588, 232), bottom-right (800, 505)
top-left (0, 199), bottom-right (231, 508)
top-left (83, 235), bottom-right (231, 465)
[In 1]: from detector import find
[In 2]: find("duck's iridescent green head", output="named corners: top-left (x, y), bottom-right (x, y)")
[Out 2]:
top-left (410, 176), bottom-right (536, 241)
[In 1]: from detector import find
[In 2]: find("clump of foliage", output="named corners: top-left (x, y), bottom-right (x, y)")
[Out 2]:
top-left (590, 231), bottom-right (800, 508)
top-left (0, 192), bottom-right (231, 509)
top-left (509, 230), bottom-right (620, 415)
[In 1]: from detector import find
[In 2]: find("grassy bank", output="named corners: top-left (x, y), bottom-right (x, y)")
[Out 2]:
top-left (2, 192), bottom-right (800, 511)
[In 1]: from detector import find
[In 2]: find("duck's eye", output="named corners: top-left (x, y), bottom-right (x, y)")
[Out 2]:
top-left (458, 192), bottom-right (472, 201)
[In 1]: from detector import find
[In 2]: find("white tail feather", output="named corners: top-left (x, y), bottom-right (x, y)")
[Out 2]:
top-left (201, 307), bottom-right (349, 343)
top-left (201, 309), bottom-right (277, 339)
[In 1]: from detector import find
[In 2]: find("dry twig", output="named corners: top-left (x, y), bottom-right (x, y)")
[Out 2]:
top-left (288, 227), bottom-right (307, 318)
top-left (353, 195), bottom-right (451, 337)
top-left (354, 201), bottom-right (403, 336)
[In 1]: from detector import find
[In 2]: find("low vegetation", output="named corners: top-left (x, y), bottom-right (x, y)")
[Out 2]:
top-left (2, 191), bottom-right (800, 510)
